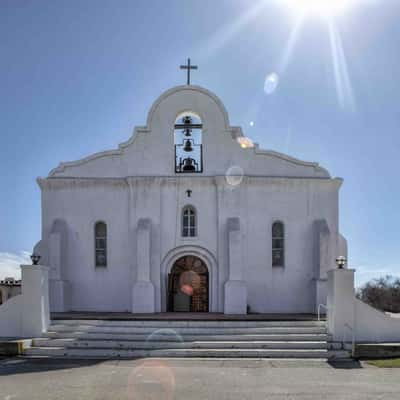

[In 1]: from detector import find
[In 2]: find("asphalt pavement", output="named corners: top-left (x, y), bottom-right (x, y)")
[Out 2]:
top-left (1, 357), bottom-right (399, 399)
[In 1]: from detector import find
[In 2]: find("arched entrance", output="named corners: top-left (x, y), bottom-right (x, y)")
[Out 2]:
top-left (167, 255), bottom-right (209, 312)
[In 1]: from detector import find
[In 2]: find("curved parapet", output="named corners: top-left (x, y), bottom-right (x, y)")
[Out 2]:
top-left (355, 299), bottom-right (400, 342)
top-left (146, 85), bottom-right (231, 130)
top-left (43, 85), bottom-right (333, 180)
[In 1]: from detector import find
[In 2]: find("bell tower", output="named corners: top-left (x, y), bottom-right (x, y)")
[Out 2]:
top-left (174, 113), bottom-right (203, 173)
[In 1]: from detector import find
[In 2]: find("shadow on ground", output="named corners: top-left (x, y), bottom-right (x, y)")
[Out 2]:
top-left (0, 357), bottom-right (108, 376)
top-left (0, 356), bottom-right (365, 377)
top-left (328, 360), bottom-right (363, 369)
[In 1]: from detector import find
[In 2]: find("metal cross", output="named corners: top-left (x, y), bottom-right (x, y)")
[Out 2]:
top-left (180, 58), bottom-right (198, 85)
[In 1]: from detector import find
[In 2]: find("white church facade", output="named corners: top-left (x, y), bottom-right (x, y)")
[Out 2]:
top-left (35, 81), bottom-right (347, 315)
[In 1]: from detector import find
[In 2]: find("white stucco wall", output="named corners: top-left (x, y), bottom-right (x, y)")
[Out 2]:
top-left (40, 181), bottom-right (132, 312)
top-left (327, 268), bottom-right (400, 343)
top-left (0, 265), bottom-right (50, 338)
top-left (37, 85), bottom-right (343, 314)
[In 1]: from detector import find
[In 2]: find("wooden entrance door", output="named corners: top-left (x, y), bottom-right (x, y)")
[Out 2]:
top-left (167, 255), bottom-right (209, 312)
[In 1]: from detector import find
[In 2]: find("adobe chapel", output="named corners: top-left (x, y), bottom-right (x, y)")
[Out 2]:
top-left (35, 63), bottom-right (347, 315)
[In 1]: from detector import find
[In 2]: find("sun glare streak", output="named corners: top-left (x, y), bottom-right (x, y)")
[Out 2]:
top-left (328, 21), bottom-right (356, 111)
top-left (196, 0), bottom-right (268, 59)
top-left (279, 15), bottom-right (305, 73)
top-left (277, 0), bottom-right (357, 112)
top-left (197, 0), bottom-right (357, 116)
top-left (283, 0), bottom-right (357, 18)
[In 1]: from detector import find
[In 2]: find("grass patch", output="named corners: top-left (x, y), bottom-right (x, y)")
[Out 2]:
top-left (366, 358), bottom-right (400, 368)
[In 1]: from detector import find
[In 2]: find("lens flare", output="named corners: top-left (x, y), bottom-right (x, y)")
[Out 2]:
top-left (226, 166), bottom-right (244, 187)
top-left (180, 284), bottom-right (194, 296)
top-left (237, 137), bottom-right (254, 149)
top-left (264, 72), bottom-right (279, 94)
top-left (145, 328), bottom-right (184, 344)
top-left (127, 359), bottom-right (175, 400)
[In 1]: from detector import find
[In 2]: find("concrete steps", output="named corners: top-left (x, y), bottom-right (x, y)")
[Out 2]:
top-left (43, 332), bottom-right (328, 342)
top-left (47, 326), bottom-right (327, 335)
top-left (51, 319), bottom-right (327, 328)
top-left (33, 338), bottom-right (328, 350)
top-left (25, 347), bottom-right (331, 359)
top-left (23, 318), bottom-right (351, 360)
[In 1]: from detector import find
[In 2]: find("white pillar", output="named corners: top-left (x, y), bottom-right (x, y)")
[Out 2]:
top-left (48, 231), bottom-right (70, 312)
top-left (21, 264), bottom-right (50, 337)
top-left (49, 232), bottom-right (61, 279)
top-left (132, 218), bottom-right (155, 313)
top-left (327, 268), bottom-right (355, 342)
top-left (224, 218), bottom-right (247, 314)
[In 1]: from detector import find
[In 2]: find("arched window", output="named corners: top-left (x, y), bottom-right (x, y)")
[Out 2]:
top-left (272, 221), bottom-right (284, 267)
top-left (95, 221), bottom-right (107, 267)
top-left (182, 206), bottom-right (196, 237)
top-left (174, 113), bottom-right (203, 173)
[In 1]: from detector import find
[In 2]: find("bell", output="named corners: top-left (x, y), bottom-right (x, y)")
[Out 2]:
top-left (183, 127), bottom-right (192, 137)
top-left (183, 140), bottom-right (193, 152)
top-left (182, 158), bottom-right (196, 172)
top-left (182, 115), bottom-right (192, 125)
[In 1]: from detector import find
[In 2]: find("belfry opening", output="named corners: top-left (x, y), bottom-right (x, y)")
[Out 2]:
top-left (174, 113), bottom-right (203, 173)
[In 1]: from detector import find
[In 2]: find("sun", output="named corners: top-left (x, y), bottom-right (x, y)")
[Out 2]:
top-left (283, 0), bottom-right (356, 18)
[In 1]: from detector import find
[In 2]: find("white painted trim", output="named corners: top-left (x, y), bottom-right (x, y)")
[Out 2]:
top-left (47, 126), bottom-right (149, 177)
top-left (37, 176), bottom-right (343, 190)
top-left (253, 147), bottom-right (330, 177)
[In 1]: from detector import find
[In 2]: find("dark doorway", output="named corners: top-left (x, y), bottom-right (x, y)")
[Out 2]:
top-left (167, 255), bottom-right (209, 312)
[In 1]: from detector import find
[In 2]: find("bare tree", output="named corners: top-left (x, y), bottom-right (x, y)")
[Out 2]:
top-left (357, 275), bottom-right (400, 313)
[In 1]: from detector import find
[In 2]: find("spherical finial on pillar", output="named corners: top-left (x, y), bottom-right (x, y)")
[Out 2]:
top-left (335, 256), bottom-right (347, 269)
top-left (30, 253), bottom-right (41, 265)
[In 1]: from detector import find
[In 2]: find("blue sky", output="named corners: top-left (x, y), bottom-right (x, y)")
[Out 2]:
top-left (0, 0), bottom-right (399, 286)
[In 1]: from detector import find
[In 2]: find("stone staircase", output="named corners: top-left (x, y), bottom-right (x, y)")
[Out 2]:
top-left (24, 319), bottom-right (350, 359)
